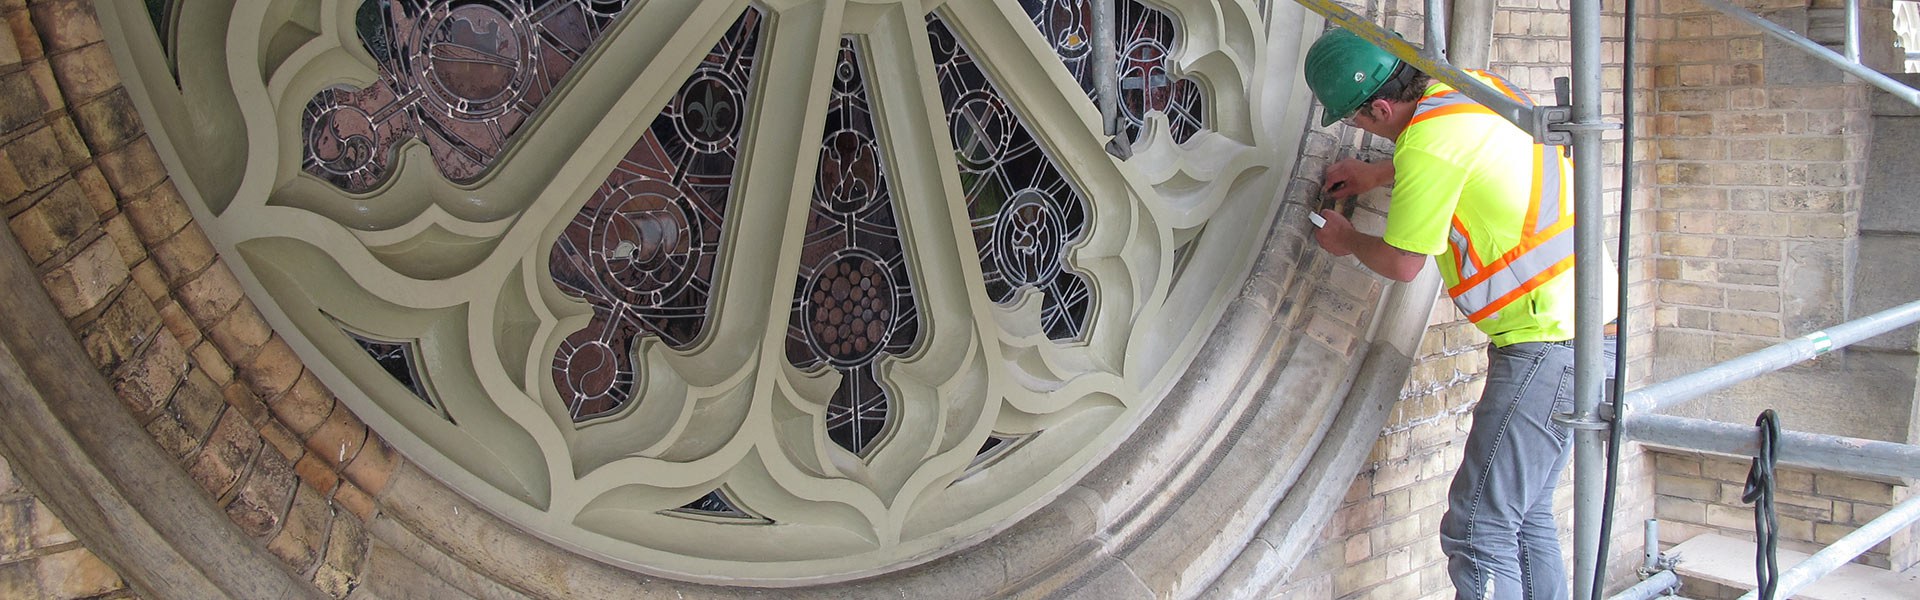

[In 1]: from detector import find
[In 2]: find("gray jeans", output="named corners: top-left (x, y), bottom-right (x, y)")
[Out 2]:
top-left (1440, 337), bottom-right (1614, 600)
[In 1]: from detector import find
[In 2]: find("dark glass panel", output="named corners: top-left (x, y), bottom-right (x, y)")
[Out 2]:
top-left (785, 39), bottom-right (923, 457)
top-left (927, 15), bottom-right (1091, 341)
top-left (547, 8), bottom-right (763, 422)
top-left (303, 0), bottom-right (639, 192)
top-left (346, 331), bottom-right (440, 416)
top-left (1016, 0), bottom-right (1209, 144)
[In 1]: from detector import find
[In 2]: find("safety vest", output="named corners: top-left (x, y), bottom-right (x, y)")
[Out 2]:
top-left (1408, 71), bottom-right (1576, 324)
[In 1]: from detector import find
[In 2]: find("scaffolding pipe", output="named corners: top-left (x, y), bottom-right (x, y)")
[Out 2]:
top-left (1569, 0), bottom-right (1610, 594)
top-left (1846, 0), bottom-right (1862, 63)
top-left (1626, 299), bottom-right (1920, 416)
top-left (1606, 570), bottom-right (1680, 600)
top-left (1623, 413), bottom-right (1920, 481)
top-left (1643, 519), bottom-right (1659, 571)
top-left (1292, 0), bottom-right (1547, 140)
top-left (1093, 0), bottom-right (1119, 137)
top-left (1425, 0), bottom-right (1448, 59)
top-left (1448, 0), bottom-right (1494, 69)
top-left (1699, 0), bottom-right (1920, 107)
top-left (1733, 493), bottom-right (1920, 600)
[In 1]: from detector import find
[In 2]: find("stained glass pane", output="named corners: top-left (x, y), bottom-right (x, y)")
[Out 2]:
top-left (302, 0), bottom-right (639, 192)
top-left (145, 0), bottom-right (171, 43)
top-left (961, 434), bottom-right (1025, 478)
top-left (547, 8), bottom-right (763, 422)
top-left (1016, 0), bottom-right (1208, 144)
top-left (927, 15), bottom-right (1092, 341)
top-left (345, 330), bottom-right (440, 415)
top-left (785, 39), bottom-right (923, 457)
top-left (669, 488), bottom-right (765, 522)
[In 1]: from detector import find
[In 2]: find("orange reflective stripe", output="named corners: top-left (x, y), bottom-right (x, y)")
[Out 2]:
top-left (1447, 218), bottom-right (1574, 298)
top-left (1451, 216), bottom-right (1484, 269)
top-left (1408, 102), bottom-right (1495, 127)
top-left (1465, 254), bottom-right (1575, 322)
top-left (1523, 144), bottom-right (1546, 234)
top-left (1479, 72), bottom-right (1531, 105)
top-left (1415, 69), bottom-right (1578, 325)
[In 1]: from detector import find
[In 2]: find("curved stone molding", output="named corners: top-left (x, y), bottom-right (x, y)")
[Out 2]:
top-left (0, 0), bottom-right (1444, 597)
top-left (0, 216), bottom-right (322, 599)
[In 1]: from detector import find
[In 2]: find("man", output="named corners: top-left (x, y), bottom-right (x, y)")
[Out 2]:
top-left (1301, 28), bottom-right (1616, 600)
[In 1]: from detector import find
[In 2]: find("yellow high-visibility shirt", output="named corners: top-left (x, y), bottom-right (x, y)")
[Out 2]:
top-left (1382, 73), bottom-right (1616, 346)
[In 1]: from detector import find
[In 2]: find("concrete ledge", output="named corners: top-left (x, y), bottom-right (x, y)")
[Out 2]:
top-left (1669, 533), bottom-right (1920, 599)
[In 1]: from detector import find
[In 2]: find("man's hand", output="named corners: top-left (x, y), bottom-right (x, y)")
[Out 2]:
top-left (1313, 209), bottom-right (1356, 256)
top-left (1312, 208), bottom-right (1427, 282)
top-left (1323, 158), bottom-right (1393, 199)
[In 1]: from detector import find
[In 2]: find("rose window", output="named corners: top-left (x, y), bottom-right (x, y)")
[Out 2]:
top-left (110, 0), bottom-right (1293, 584)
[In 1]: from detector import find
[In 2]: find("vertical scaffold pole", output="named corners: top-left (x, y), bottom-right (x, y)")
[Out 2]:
top-left (1570, 0), bottom-right (1609, 595)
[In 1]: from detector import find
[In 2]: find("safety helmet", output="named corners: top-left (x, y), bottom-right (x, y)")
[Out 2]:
top-left (1303, 28), bottom-right (1404, 127)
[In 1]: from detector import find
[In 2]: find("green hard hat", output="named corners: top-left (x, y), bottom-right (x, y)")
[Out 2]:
top-left (1304, 28), bottom-right (1403, 127)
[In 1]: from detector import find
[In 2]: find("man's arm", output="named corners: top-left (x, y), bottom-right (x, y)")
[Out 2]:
top-left (1312, 209), bottom-right (1428, 282)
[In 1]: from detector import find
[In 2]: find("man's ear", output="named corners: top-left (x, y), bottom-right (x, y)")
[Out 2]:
top-left (1369, 98), bottom-right (1396, 121)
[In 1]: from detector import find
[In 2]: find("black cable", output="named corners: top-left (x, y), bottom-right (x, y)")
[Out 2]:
top-left (1590, 1), bottom-right (1636, 597)
top-left (1743, 410), bottom-right (1783, 600)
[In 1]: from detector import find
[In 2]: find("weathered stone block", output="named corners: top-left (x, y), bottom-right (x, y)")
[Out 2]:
top-left (1863, 116), bottom-right (1920, 233)
top-left (8, 180), bottom-right (97, 264)
top-left (270, 370), bottom-right (333, 437)
top-left (305, 404), bottom-right (367, 470)
top-left (93, 136), bottom-right (164, 196)
top-left (4, 126), bottom-right (70, 193)
top-left (1657, 473), bottom-right (1720, 501)
top-left (28, 0), bottom-right (104, 53)
top-left (331, 484), bottom-right (372, 523)
top-left (176, 261), bottom-right (244, 325)
top-left (343, 435), bottom-right (398, 497)
top-left (225, 448), bottom-right (297, 539)
top-left (30, 548), bottom-right (122, 599)
top-left (150, 225), bottom-right (215, 280)
top-left (1782, 241), bottom-right (1847, 335)
top-left (207, 302), bottom-right (273, 361)
top-left (40, 236), bottom-right (128, 318)
top-left (144, 410), bottom-right (196, 459)
top-left (70, 89), bottom-right (141, 153)
top-left (1814, 473), bottom-right (1895, 502)
top-left (315, 512), bottom-right (368, 598)
top-left (292, 453), bottom-right (339, 500)
top-left (186, 409), bottom-right (259, 499)
top-left (166, 368), bottom-right (225, 442)
top-left (268, 484), bottom-right (328, 572)
top-left (244, 335), bottom-right (305, 400)
top-left (46, 41), bottom-right (114, 102)
top-left (0, 69), bottom-right (44, 134)
top-left (108, 322), bottom-right (188, 414)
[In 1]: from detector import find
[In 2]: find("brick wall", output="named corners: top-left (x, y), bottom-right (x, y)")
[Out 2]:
top-left (0, 0), bottom-right (393, 596)
top-left (1646, 0), bottom-right (1870, 364)
top-left (1641, 0), bottom-right (1920, 586)
top-left (1653, 452), bottom-right (1915, 573)
top-left (0, 456), bottom-right (130, 600)
top-left (1274, 1), bottom-right (1661, 598)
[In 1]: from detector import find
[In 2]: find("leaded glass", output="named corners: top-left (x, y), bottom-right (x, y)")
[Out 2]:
top-left (101, 0), bottom-right (1307, 579)
top-left (671, 489), bottom-right (764, 522)
top-left (345, 330), bottom-right (439, 415)
top-left (547, 8), bottom-right (764, 421)
top-left (928, 15), bottom-right (1092, 341)
top-left (1017, 0), bottom-right (1208, 144)
top-left (302, 0), bottom-right (637, 192)
top-left (785, 39), bottom-right (923, 457)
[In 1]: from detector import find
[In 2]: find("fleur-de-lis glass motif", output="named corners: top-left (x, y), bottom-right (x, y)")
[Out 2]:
top-left (546, 8), bottom-right (763, 421)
